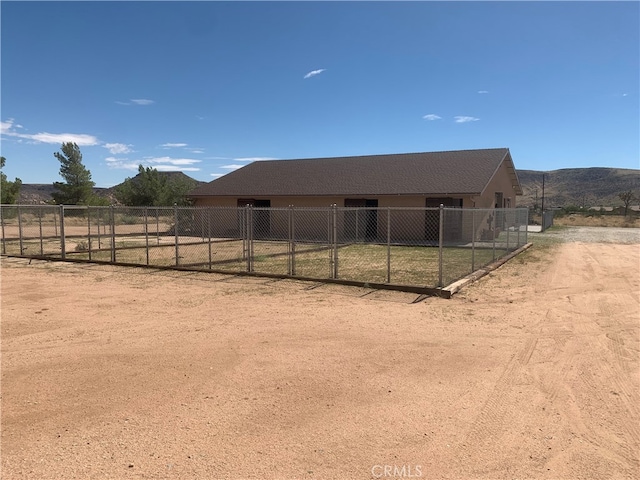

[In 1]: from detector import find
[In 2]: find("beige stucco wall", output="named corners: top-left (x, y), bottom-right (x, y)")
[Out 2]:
top-left (190, 159), bottom-right (521, 242)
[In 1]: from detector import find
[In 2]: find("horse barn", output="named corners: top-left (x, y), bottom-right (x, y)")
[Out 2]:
top-left (188, 148), bottom-right (523, 243)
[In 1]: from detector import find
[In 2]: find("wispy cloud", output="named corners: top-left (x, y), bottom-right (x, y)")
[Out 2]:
top-left (221, 164), bottom-right (244, 170)
top-left (161, 143), bottom-right (188, 148)
top-left (154, 165), bottom-right (200, 172)
top-left (105, 155), bottom-right (201, 172)
top-left (234, 157), bottom-right (277, 162)
top-left (304, 69), bottom-right (326, 79)
top-left (104, 143), bottom-right (133, 154)
top-left (116, 98), bottom-right (155, 106)
top-left (422, 114), bottom-right (441, 121)
top-left (146, 157), bottom-right (200, 166)
top-left (104, 157), bottom-right (140, 171)
top-left (210, 173), bottom-right (225, 178)
top-left (454, 116), bottom-right (480, 123)
top-left (1, 119), bottom-right (99, 145)
top-left (478, 90), bottom-right (489, 94)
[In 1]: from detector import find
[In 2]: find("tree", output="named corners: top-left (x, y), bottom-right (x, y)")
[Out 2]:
top-left (51, 142), bottom-right (99, 205)
top-left (0, 156), bottom-right (22, 204)
top-left (618, 190), bottom-right (637, 217)
top-left (114, 165), bottom-right (196, 206)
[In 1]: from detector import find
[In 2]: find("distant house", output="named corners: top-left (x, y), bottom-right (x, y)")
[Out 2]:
top-left (188, 148), bottom-right (523, 242)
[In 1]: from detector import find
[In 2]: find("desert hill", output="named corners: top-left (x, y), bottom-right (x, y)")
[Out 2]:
top-left (516, 167), bottom-right (640, 209)
top-left (14, 167), bottom-right (640, 208)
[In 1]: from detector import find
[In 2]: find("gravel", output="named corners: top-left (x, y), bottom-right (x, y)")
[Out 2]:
top-left (530, 226), bottom-right (640, 244)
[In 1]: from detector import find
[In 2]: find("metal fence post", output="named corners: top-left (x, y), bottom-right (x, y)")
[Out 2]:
top-left (288, 205), bottom-right (296, 276)
top-left (471, 208), bottom-right (476, 272)
top-left (38, 206), bottom-right (44, 255)
top-left (60, 205), bottom-right (66, 259)
top-left (156, 207), bottom-right (160, 245)
top-left (332, 204), bottom-right (338, 279)
top-left (506, 210), bottom-right (511, 250)
top-left (438, 204), bottom-right (444, 288)
top-left (96, 208), bottom-right (102, 250)
top-left (492, 209), bottom-right (496, 262)
top-left (17, 205), bottom-right (24, 255)
top-left (387, 207), bottom-right (391, 283)
top-left (87, 207), bottom-right (92, 261)
top-left (144, 207), bottom-right (150, 266)
top-left (110, 205), bottom-right (116, 263)
top-left (241, 206), bottom-right (247, 262)
top-left (174, 204), bottom-right (179, 266)
top-left (247, 205), bottom-right (253, 273)
top-left (0, 206), bottom-right (5, 255)
top-left (207, 208), bottom-right (212, 270)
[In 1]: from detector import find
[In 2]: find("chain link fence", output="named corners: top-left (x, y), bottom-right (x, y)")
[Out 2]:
top-left (1, 204), bottom-right (529, 293)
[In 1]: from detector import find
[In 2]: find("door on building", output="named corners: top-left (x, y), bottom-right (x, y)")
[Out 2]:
top-left (237, 199), bottom-right (271, 238)
top-left (344, 199), bottom-right (378, 241)
top-left (425, 198), bottom-right (463, 242)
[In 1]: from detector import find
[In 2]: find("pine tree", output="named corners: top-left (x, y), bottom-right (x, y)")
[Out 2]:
top-left (0, 156), bottom-right (22, 204)
top-left (51, 142), bottom-right (96, 205)
top-left (114, 165), bottom-right (196, 206)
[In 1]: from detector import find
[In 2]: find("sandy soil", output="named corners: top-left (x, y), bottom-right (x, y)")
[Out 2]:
top-left (1, 230), bottom-right (639, 479)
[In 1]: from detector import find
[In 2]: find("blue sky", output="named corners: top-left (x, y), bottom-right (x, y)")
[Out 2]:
top-left (1, 1), bottom-right (638, 187)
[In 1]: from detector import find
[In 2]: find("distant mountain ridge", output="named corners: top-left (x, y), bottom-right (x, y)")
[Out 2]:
top-left (14, 167), bottom-right (640, 208)
top-left (17, 171), bottom-right (206, 205)
top-left (516, 167), bottom-right (640, 208)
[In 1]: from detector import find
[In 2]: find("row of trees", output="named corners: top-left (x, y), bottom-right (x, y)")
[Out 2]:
top-left (1, 142), bottom-right (195, 206)
top-left (0, 156), bottom-right (22, 204)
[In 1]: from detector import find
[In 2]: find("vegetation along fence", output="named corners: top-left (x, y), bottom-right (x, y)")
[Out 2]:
top-left (0, 205), bottom-right (529, 295)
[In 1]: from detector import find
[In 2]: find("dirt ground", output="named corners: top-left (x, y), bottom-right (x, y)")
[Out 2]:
top-left (1, 228), bottom-right (639, 480)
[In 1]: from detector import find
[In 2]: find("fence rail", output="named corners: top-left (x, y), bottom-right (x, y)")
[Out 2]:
top-left (1, 204), bottom-right (529, 294)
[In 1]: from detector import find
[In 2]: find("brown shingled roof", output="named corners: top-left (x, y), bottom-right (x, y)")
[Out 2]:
top-left (189, 148), bottom-right (522, 197)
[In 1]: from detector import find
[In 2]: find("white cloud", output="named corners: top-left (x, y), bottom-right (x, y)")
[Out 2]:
top-left (1, 120), bottom-right (100, 145)
top-left (31, 132), bottom-right (99, 145)
top-left (188, 149), bottom-right (204, 154)
top-left (422, 114), bottom-right (441, 121)
top-left (210, 173), bottom-right (225, 178)
top-left (161, 143), bottom-right (188, 148)
top-left (104, 157), bottom-right (139, 171)
top-left (104, 143), bottom-right (133, 154)
top-left (234, 157), bottom-right (277, 162)
top-left (105, 155), bottom-right (201, 172)
top-left (221, 164), bottom-right (244, 170)
top-left (478, 90), bottom-right (489, 94)
top-left (454, 116), bottom-right (480, 123)
top-left (2, 118), bottom-right (100, 145)
top-left (304, 69), bottom-right (326, 79)
top-left (116, 98), bottom-right (155, 106)
top-left (0, 119), bottom-right (15, 134)
top-left (154, 165), bottom-right (200, 172)
top-left (146, 156), bottom-right (201, 166)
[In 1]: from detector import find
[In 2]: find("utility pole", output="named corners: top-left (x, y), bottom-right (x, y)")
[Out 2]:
top-left (541, 173), bottom-right (545, 213)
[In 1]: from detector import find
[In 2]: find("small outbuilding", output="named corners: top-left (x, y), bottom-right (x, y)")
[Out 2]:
top-left (188, 148), bottom-right (523, 242)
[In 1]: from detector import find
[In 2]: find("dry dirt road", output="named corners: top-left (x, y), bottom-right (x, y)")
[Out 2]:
top-left (1, 228), bottom-right (639, 480)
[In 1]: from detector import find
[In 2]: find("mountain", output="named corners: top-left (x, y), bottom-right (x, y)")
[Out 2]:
top-left (516, 168), bottom-right (640, 209)
top-left (17, 172), bottom-right (205, 205)
top-left (13, 167), bottom-right (640, 208)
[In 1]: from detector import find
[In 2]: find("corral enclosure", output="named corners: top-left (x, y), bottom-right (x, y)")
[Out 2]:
top-left (0, 205), bottom-right (529, 291)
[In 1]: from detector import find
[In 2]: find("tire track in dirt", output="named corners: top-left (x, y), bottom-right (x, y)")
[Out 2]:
top-left (460, 336), bottom-right (537, 447)
top-left (551, 243), bottom-right (640, 471)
